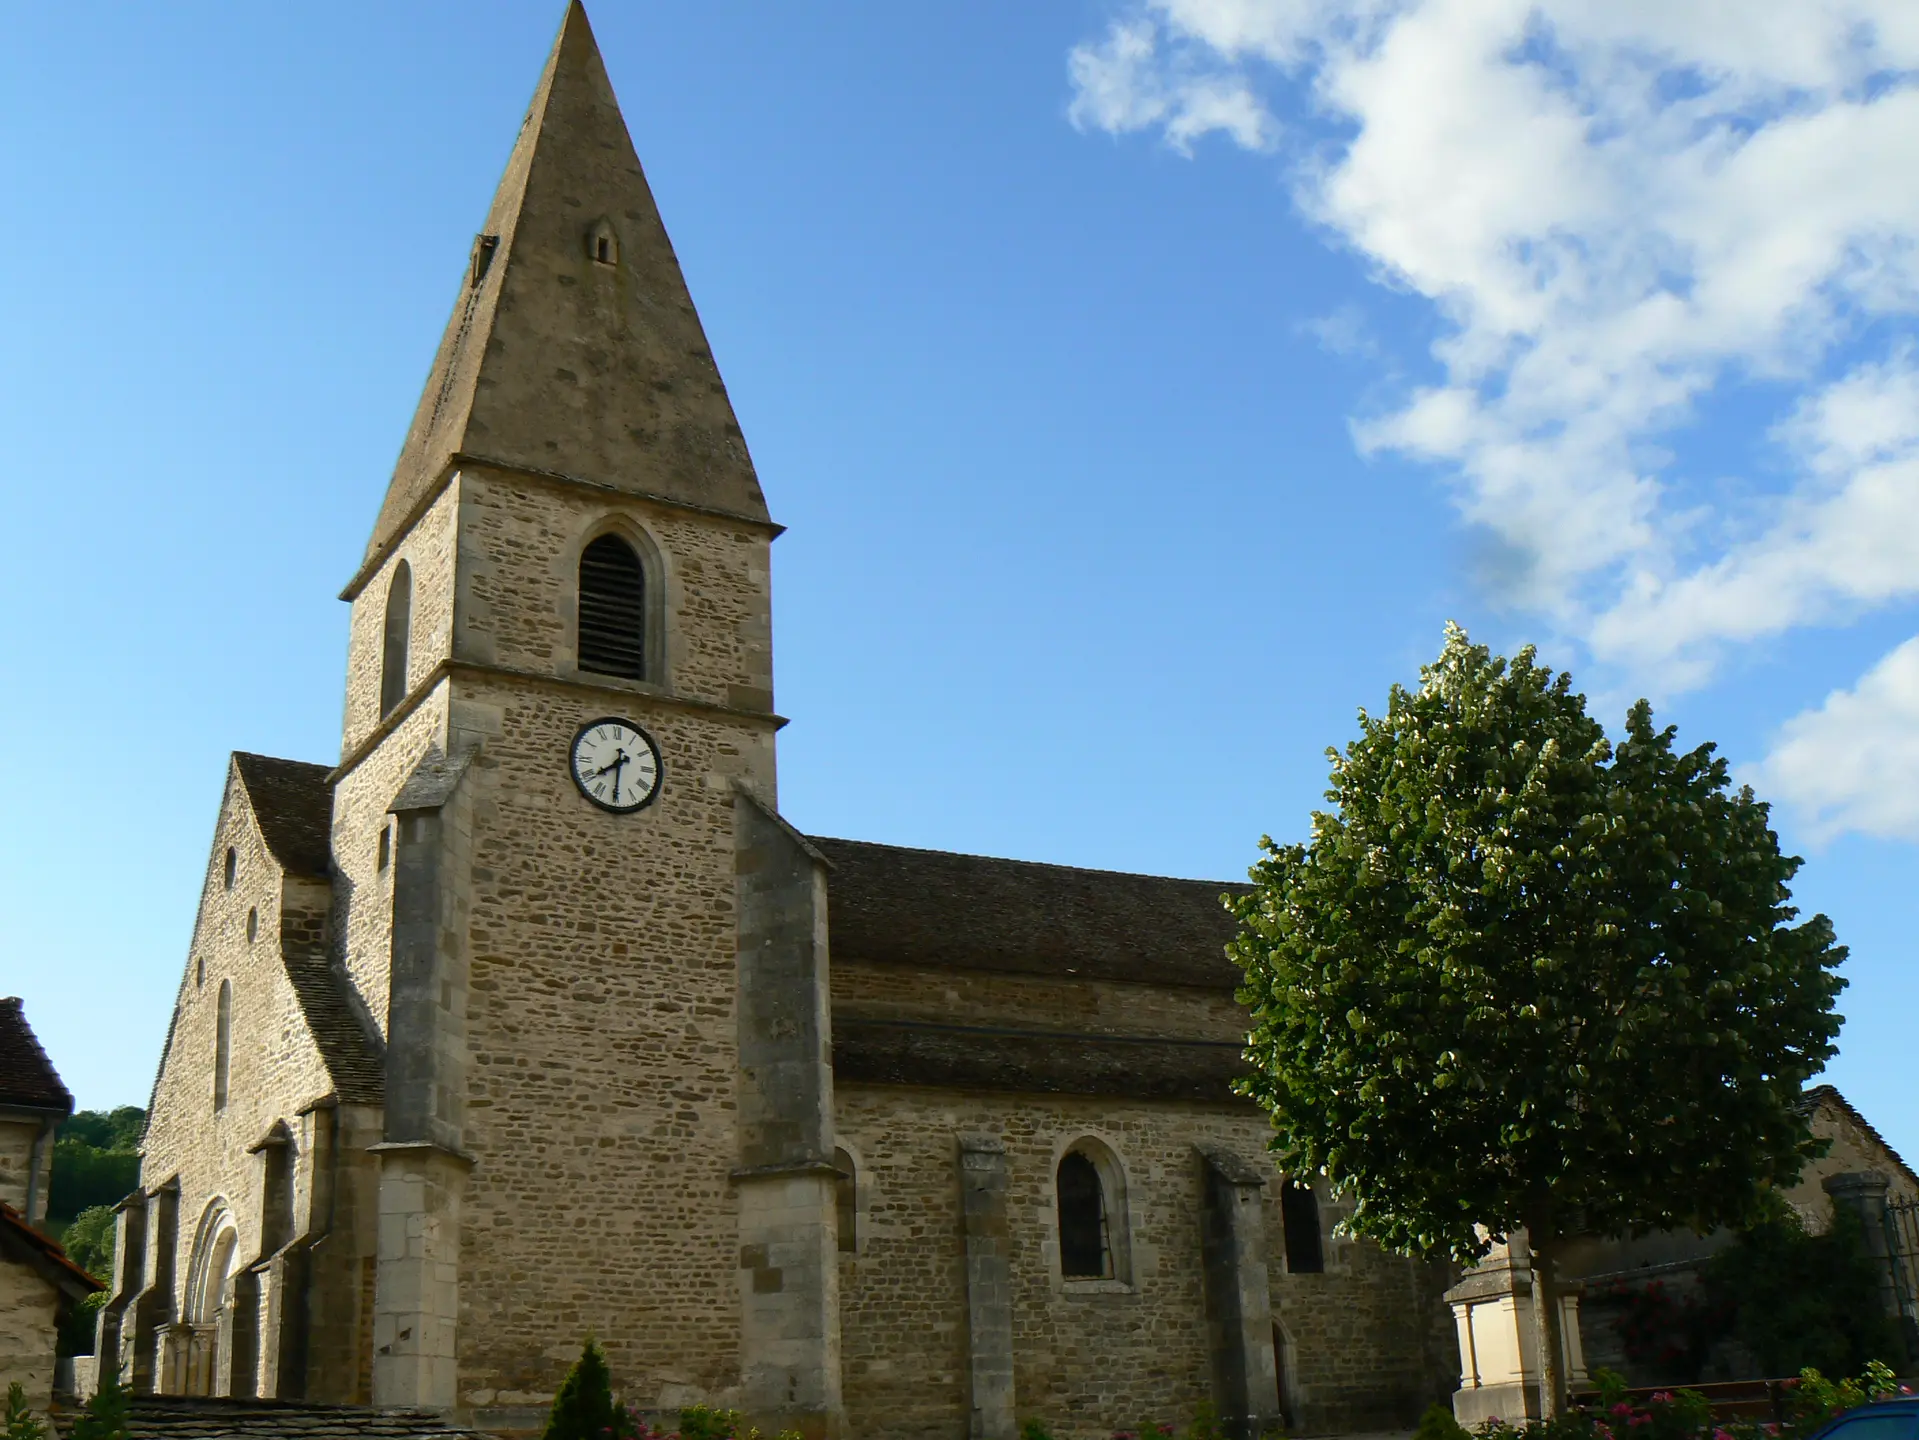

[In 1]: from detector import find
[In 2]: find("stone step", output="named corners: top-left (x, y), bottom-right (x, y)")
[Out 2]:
top-left (75, 1395), bottom-right (494, 1440)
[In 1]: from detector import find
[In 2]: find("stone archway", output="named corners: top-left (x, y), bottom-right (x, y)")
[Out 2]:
top-left (182, 1205), bottom-right (240, 1396)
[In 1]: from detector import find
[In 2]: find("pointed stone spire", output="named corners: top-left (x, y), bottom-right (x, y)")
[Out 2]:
top-left (363, 1), bottom-right (769, 567)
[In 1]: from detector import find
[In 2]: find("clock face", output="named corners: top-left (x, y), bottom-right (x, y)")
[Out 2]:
top-left (569, 717), bottom-right (663, 813)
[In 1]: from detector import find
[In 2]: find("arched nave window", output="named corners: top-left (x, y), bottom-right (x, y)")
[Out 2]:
top-left (379, 560), bottom-right (412, 717)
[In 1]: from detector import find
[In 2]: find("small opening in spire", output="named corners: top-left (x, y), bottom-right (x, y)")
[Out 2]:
top-left (588, 219), bottom-right (619, 268)
top-left (470, 233), bottom-right (499, 290)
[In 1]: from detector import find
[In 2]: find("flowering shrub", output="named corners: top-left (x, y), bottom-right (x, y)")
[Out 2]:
top-left (1467, 1363), bottom-right (1907, 1440)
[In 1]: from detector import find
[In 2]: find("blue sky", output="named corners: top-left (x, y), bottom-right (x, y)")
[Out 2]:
top-left (3, 2), bottom-right (1914, 1162)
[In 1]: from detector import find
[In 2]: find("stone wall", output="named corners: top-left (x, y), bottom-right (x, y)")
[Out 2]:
top-left (340, 483), bottom-right (461, 757)
top-left (0, 1117), bottom-right (49, 1218)
top-left (454, 467), bottom-right (776, 716)
top-left (137, 767), bottom-right (372, 1398)
top-left (0, 1257), bottom-right (59, 1415)
top-left (382, 472), bottom-right (780, 1428)
top-left (833, 1085), bottom-right (1454, 1440)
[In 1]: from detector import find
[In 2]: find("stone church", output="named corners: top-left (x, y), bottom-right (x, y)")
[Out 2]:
top-left (109, 6), bottom-right (1457, 1436)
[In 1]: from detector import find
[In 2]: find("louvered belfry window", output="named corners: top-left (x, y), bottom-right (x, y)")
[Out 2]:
top-left (578, 534), bottom-right (647, 679)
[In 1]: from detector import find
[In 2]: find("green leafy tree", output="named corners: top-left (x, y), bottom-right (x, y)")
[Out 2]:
top-left (541, 1339), bottom-right (620, 1440)
top-left (48, 1109), bottom-right (144, 1228)
top-left (1704, 1200), bottom-right (1898, 1376)
top-left (62, 1206), bottom-right (117, 1284)
top-left (1229, 625), bottom-right (1846, 1414)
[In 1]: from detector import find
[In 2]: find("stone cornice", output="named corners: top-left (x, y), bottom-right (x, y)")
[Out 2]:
top-left (328, 657), bottom-right (785, 786)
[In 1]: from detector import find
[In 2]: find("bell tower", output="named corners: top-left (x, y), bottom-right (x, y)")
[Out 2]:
top-left (327, 4), bottom-right (840, 1431)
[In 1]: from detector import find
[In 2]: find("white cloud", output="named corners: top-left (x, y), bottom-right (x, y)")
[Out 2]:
top-left (1067, 0), bottom-right (1919, 836)
top-left (1747, 636), bottom-right (1919, 842)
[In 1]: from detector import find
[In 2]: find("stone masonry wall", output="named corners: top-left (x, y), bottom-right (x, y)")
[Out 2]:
top-left (833, 1086), bottom-right (1453, 1440)
top-left (446, 666), bottom-right (775, 1427)
top-left (400, 473), bottom-right (779, 1426)
top-left (341, 483), bottom-right (461, 756)
top-left (332, 690), bottom-right (451, 1034)
top-left (455, 467), bottom-right (776, 717)
top-left (138, 772), bottom-right (343, 1384)
top-left (0, 1257), bottom-right (60, 1416)
top-left (1788, 1101), bottom-right (1919, 1223)
top-left (0, 1119), bottom-right (44, 1216)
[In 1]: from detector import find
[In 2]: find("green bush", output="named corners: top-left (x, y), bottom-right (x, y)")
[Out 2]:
top-left (678, 1407), bottom-right (742, 1440)
top-left (1703, 1204), bottom-right (1899, 1378)
top-left (1416, 1402), bottom-right (1471, 1440)
top-left (62, 1207), bottom-right (116, 1285)
top-left (541, 1339), bottom-right (622, 1440)
top-left (67, 1363), bottom-right (130, 1440)
top-left (4, 1383), bottom-right (48, 1440)
top-left (1469, 1360), bottom-right (1901, 1440)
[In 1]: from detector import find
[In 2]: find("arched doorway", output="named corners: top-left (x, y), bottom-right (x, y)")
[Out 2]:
top-left (183, 1204), bottom-right (239, 1396)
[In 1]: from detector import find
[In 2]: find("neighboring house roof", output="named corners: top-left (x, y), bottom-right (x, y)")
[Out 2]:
top-left (0, 1201), bottom-right (100, 1302)
top-left (1805, 1084), bottom-right (1919, 1193)
top-left (233, 752), bottom-right (334, 880)
top-left (811, 837), bottom-right (1247, 991)
top-left (0, 997), bottom-right (73, 1114)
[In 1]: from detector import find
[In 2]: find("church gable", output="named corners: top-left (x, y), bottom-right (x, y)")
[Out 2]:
top-left (147, 754), bottom-right (377, 1155)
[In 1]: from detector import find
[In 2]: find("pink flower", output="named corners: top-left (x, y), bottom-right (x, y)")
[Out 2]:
top-left (1613, 1404), bottom-right (1634, 1416)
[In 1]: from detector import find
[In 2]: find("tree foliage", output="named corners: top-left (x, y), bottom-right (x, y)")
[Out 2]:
top-left (49, 1109), bottom-right (143, 1227)
top-left (542, 1339), bottom-right (622, 1440)
top-left (1228, 625), bottom-right (1846, 1401)
top-left (62, 1206), bottom-right (117, 1285)
top-left (1703, 1201), bottom-right (1898, 1378)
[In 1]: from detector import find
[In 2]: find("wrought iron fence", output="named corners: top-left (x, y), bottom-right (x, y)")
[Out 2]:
top-left (1881, 1198), bottom-right (1919, 1363)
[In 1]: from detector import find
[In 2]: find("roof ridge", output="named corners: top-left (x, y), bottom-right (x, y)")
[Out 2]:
top-left (808, 834), bottom-right (1245, 890)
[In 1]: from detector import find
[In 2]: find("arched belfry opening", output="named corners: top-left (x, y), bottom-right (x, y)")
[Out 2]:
top-left (577, 533), bottom-right (647, 680)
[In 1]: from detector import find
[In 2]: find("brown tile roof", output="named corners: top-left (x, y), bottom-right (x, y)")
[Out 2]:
top-left (834, 1018), bottom-right (1253, 1103)
top-left (0, 997), bottom-right (72, 1113)
top-left (233, 753), bottom-right (334, 880)
top-left (0, 1200), bottom-right (100, 1301)
top-left (810, 837), bottom-right (1247, 991)
top-left (282, 954), bottom-right (385, 1108)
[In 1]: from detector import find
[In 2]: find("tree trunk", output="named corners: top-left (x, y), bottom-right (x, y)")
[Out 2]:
top-left (1531, 1224), bottom-right (1565, 1420)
